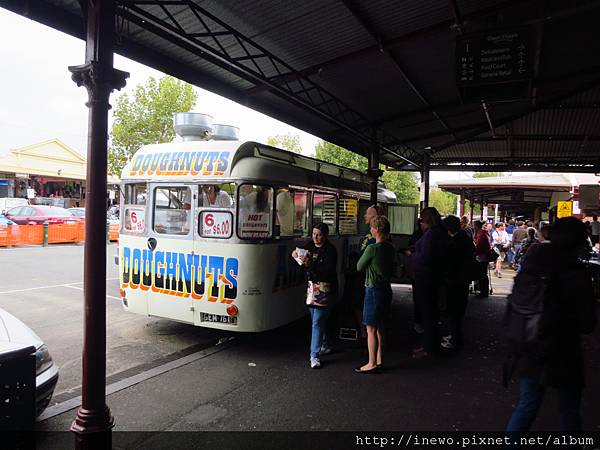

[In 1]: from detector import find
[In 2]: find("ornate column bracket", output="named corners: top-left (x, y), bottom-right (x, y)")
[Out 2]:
top-left (366, 167), bottom-right (384, 178)
top-left (69, 62), bottom-right (129, 105)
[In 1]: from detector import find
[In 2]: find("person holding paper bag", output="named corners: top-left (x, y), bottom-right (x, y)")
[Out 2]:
top-left (291, 222), bottom-right (338, 369)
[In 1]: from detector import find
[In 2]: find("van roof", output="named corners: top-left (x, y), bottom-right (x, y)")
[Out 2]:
top-left (121, 141), bottom-right (370, 192)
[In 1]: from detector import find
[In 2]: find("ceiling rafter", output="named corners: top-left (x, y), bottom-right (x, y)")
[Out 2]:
top-left (340, 0), bottom-right (456, 145)
top-left (244, 0), bottom-right (536, 97)
top-left (432, 77), bottom-right (600, 153)
top-left (117, 0), bottom-right (422, 167)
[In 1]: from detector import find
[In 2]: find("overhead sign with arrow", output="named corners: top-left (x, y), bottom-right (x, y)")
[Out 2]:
top-left (457, 28), bottom-right (531, 86)
top-left (456, 28), bottom-right (531, 103)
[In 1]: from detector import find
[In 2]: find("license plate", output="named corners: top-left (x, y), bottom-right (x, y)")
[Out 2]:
top-left (200, 313), bottom-right (237, 325)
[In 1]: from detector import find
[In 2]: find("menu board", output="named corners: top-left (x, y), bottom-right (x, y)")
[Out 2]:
top-left (457, 28), bottom-right (530, 86)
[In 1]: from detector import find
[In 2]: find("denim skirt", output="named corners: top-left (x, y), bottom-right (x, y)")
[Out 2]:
top-left (362, 286), bottom-right (392, 326)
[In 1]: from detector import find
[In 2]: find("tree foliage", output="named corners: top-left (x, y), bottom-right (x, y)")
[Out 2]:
top-left (314, 140), bottom-right (419, 204)
top-left (429, 189), bottom-right (457, 216)
top-left (266, 133), bottom-right (302, 153)
top-left (108, 76), bottom-right (198, 175)
top-left (472, 171), bottom-right (502, 178)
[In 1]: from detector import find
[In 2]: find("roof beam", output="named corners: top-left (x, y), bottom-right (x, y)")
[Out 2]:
top-left (448, 0), bottom-right (465, 35)
top-left (432, 77), bottom-right (600, 152)
top-left (459, 134), bottom-right (600, 142)
top-left (245, 0), bottom-right (536, 95)
top-left (340, 0), bottom-right (457, 141)
top-left (531, 0), bottom-right (546, 106)
top-left (118, 1), bottom-right (421, 167)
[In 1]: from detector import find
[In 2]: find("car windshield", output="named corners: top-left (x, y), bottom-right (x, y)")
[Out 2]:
top-left (37, 207), bottom-right (74, 217)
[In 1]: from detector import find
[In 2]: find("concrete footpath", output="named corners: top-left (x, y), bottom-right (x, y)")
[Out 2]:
top-left (35, 285), bottom-right (600, 449)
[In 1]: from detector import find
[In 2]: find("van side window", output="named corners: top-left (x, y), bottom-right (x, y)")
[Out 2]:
top-left (274, 188), bottom-right (309, 237)
top-left (198, 182), bottom-right (235, 208)
top-left (339, 197), bottom-right (358, 235)
top-left (123, 183), bottom-right (147, 233)
top-left (238, 184), bottom-right (273, 238)
top-left (153, 186), bottom-right (191, 235)
top-left (312, 193), bottom-right (337, 234)
top-left (125, 183), bottom-right (147, 205)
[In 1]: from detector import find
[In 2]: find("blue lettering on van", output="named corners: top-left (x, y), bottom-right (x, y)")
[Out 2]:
top-left (121, 246), bottom-right (238, 304)
top-left (130, 150), bottom-right (232, 177)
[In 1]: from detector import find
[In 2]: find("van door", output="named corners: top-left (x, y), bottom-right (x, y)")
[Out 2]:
top-left (192, 182), bottom-right (237, 327)
top-left (146, 183), bottom-right (195, 324)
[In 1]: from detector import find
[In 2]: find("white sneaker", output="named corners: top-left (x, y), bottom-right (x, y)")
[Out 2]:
top-left (319, 346), bottom-right (332, 356)
top-left (310, 357), bottom-right (321, 369)
top-left (414, 324), bottom-right (425, 334)
top-left (442, 335), bottom-right (452, 342)
top-left (441, 341), bottom-right (455, 349)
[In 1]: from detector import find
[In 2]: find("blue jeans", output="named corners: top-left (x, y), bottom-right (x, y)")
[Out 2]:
top-left (507, 248), bottom-right (515, 264)
top-left (309, 307), bottom-right (331, 358)
top-left (506, 377), bottom-right (582, 432)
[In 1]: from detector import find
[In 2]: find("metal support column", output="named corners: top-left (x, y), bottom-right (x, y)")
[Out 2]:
top-left (419, 154), bottom-right (430, 211)
top-left (469, 197), bottom-right (474, 222)
top-left (68, 1), bottom-right (128, 449)
top-left (367, 133), bottom-right (382, 205)
top-left (480, 199), bottom-right (485, 220)
top-left (459, 190), bottom-right (466, 217)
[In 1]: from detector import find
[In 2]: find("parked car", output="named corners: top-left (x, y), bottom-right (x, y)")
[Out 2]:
top-left (5, 205), bottom-right (80, 225)
top-left (0, 213), bottom-right (17, 226)
top-left (0, 307), bottom-right (59, 416)
top-left (0, 197), bottom-right (29, 215)
top-left (68, 207), bottom-right (86, 219)
top-left (68, 207), bottom-right (120, 225)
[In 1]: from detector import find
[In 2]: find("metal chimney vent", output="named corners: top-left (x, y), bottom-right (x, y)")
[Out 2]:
top-left (173, 112), bottom-right (213, 141)
top-left (212, 124), bottom-right (240, 141)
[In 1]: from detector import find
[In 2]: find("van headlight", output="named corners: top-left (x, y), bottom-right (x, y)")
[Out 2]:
top-left (35, 344), bottom-right (54, 376)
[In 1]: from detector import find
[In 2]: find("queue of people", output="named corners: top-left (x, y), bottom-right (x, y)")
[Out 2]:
top-left (290, 206), bottom-right (596, 435)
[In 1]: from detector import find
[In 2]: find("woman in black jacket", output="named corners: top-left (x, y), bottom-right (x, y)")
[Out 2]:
top-left (292, 222), bottom-right (338, 369)
top-left (505, 217), bottom-right (597, 432)
top-left (441, 215), bottom-right (476, 350)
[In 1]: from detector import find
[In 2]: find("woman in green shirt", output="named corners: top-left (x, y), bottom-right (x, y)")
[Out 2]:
top-left (355, 215), bottom-right (395, 374)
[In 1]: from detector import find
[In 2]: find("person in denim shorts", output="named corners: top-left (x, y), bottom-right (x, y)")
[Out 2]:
top-left (355, 216), bottom-right (395, 374)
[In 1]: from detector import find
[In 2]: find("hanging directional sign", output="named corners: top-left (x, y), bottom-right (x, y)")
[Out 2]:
top-left (457, 28), bottom-right (531, 86)
top-left (557, 201), bottom-right (573, 218)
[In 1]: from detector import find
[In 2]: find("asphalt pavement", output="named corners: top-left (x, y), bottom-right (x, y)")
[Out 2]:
top-left (2, 246), bottom-right (598, 448)
top-left (0, 243), bottom-right (225, 402)
top-left (35, 282), bottom-right (600, 447)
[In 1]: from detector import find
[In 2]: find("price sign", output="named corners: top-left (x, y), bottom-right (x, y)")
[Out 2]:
top-left (127, 208), bottom-right (145, 232)
top-left (201, 211), bottom-right (232, 238)
top-left (240, 212), bottom-right (270, 238)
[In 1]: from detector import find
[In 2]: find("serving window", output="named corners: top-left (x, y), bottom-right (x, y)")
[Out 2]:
top-left (153, 186), bottom-right (191, 235)
top-left (198, 182), bottom-right (235, 208)
top-left (237, 184), bottom-right (273, 238)
top-left (275, 188), bottom-right (308, 237)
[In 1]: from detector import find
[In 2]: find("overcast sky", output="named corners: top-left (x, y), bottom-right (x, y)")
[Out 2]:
top-left (0, 8), bottom-right (470, 183)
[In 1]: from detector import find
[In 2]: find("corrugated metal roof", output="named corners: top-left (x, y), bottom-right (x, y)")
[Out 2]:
top-left (6, 0), bottom-right (600, 172)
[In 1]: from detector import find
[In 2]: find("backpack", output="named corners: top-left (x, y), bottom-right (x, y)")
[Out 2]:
top-left (501, 269), bottom-right (559, 386)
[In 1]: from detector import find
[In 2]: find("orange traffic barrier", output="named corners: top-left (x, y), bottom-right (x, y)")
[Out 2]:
top-left (0, 224), bottom-right (20, 246)
top-left (48, 222), bottom-right (81, 244)
top-left (0, 220), bottom-right (119, 247)
top-left (77, 221), bottom-right (85, 241)
top-left (109, 223), bottom-right (119, 242)
top-left (19, 224), bottom-right (44, 245)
